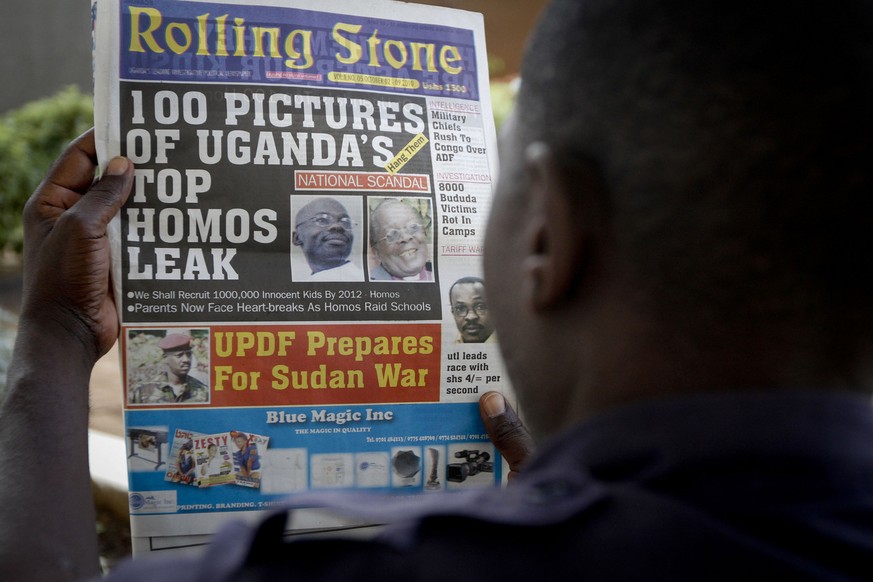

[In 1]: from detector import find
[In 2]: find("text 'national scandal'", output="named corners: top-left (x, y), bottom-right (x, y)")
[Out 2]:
top-left (122, 85), bottom-right (429, 281)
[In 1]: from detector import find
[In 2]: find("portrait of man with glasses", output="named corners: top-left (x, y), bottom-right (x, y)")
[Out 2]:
top-left (368, 197), bottom-right (434, 282)
top-left (291, 196), bottom-right (364, 282)
top-left (449, 276), bottom-right (495, 344)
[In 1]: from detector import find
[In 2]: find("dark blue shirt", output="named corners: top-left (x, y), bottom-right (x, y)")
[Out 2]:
top-left (234, 443), bottom-right (260, 474)
top-left (106, 390), bottom-right (873, 581)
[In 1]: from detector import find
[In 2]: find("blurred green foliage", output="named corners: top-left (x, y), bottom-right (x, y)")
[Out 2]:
top-left (0, 86), bottom-right (93, 253)
top-left (490, 79), bottom-right (518, 131)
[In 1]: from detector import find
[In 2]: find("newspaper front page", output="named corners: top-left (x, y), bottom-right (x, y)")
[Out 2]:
top-left (94, 0), bottom-right (505, 553)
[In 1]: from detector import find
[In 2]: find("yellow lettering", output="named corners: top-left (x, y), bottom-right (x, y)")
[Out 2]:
top-left (410, 42), bottom-right (436, 72)
top-left (128, 6), bottom-right (164, 54)
top-left (236, 332), bottom-right (255, 356)
top-left (333, 22), bottom-right (363, 64)
top-left (374, 363), bottom-right (428, 387)
top-left (337, 336), bottom-right (353, 357)
top-left (166, 22), bottom-right (192, 55)
top-left (215, 14), bottom-right (229, 57)
top-left (307, 331), bottom-right (326, 355)
top-left (271, 364), bottom-right (289, 390)
top-left (252, 27), bottom-right (281, 58)
top-left (337, 369), bottom-right (363, 388)
top-left (367, 30), bottom-right (382, 67)
top-left (214, 365), bottom-right (233, 390)
top-left (278, 331), bottom-right (296, 356)
top-left (215, 332), bottom-right (231, 357)
top-left (439, 45), bottom-right (463, 75)
top-left (233, 18), bottom-right (246, 57)
top-left (255, 332), bottom-right (274, 357)
top-left (384, 39), bottom-right (408, 69)
top-left (195, 13), bottom-right (210, 56)
top-left (284, 29), bottom-right (313, 69)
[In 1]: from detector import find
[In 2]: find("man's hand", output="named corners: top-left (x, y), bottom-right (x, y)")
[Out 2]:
top-left (21, 129), bottom-right (133, 361)
top-left (479, 392), bottom-right (535, 481)
top-left (0, 130), bottom-right (133, 581)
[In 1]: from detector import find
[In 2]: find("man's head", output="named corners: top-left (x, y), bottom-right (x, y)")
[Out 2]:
top-left (233, 432), bottom-right (249, 450)
top-left (485, 0), bottom-right (873, 437)
top-left (369, 199), bottom-right (430, 278)
top-left (159, 333), bottom-right (192, 380)
top-left (293, 197), bottom-right (355, 274)
top-left (449, 277), bottom-right (494, 343)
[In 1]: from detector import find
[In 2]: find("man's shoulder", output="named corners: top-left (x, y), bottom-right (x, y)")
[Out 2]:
top-left (131, 375), bottom-right (173, 403)
top-left (183, 375), bottom-right (209, 401)
top-left (186, 375), bottom-right (208, 389)
top-left (104, 391), bottom-right (873, 581)
top-left (310, 261), bottom-right (364, 282)
top-left (368, 263), bottom-right (392, 280)
top-left (105, 474), bottom-right (873, 581)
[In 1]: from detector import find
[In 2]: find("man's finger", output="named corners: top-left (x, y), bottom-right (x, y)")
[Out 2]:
top-left (42, 129), bottom-right (100, 196)
top-left (479, 391), bottom-right (535, 481)
top-left (64, 157), bottom-right (134, 233)
top-left (23, 130), bottom-right (100, 237)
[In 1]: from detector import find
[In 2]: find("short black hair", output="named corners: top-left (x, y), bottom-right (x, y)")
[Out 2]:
top-left (518, 0), bottom-right (873, 340)
top-left (449, 276), bottom-right (486, 303)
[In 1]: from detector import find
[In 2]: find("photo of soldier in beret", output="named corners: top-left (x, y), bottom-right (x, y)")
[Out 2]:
top-left (127, 329), bottom-right (210, 405)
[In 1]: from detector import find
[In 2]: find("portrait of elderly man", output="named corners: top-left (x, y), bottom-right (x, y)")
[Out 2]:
top-left (369, 198), bottom-right (434, 281)
top-left (130, 332), bottom-right (210, 404)
top-left (292, 196), bottom-right (364, 282)
top-left (449, 276), bottom-right (495, 343)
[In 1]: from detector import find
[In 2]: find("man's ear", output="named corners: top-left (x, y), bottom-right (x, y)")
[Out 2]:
top-left (291, 231), bottom-right (303, 247)
top-left (522, 142), bottom-right (594, 311)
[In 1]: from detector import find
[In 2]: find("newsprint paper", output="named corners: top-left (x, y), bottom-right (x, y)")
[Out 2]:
top-left (93, 0), bottom-right (508, 554)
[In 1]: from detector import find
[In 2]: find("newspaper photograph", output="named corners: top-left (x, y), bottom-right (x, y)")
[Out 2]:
top-left (93, 0), bottom-right (506, 548)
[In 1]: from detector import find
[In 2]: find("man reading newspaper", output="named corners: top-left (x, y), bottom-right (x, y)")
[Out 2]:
top-left (3, 0), bottom-right (873, 580)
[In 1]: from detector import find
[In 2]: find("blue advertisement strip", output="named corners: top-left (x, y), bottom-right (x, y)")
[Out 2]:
top-left (126, 402), bottom-right (498, 515)
top-left (120, 0), bottom-right (480, 100)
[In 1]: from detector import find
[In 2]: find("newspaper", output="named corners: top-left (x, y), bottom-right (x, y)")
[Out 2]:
top-left (93, 0), bottom-right (506, 552)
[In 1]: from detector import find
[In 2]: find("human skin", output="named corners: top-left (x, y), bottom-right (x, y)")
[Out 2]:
top-left (292, 198), bottom-right (354, 273)
top-left (483, 112), bottom-right (611, 439)
top-left (235, 435), bottom-right (257, 475)
top-left (450, 282), bottom-right (494, 343)
top-left (371, 200), bottom-right (428, 277)
top-left (0, 130), bottom-right (133, 580)
top-left (165, 349), bottom-right (192, 381)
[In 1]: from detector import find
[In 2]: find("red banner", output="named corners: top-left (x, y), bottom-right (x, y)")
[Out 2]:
top-left (209, 323), bottom-right (440, 406)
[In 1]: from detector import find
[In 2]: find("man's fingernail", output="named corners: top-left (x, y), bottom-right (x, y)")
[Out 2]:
top-left (482, 392), bottom-right (506, 418)
top-left (106, 157), bottom-right (130, 176)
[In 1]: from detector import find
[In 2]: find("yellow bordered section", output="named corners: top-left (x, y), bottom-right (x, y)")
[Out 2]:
top-left (327, 72), bottom-right (421, 89)
top-left (384, 133), bottom-right (429, 174)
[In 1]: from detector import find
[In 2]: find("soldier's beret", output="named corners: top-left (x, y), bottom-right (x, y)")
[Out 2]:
top-left (159, 333), bottom-right (192, 352)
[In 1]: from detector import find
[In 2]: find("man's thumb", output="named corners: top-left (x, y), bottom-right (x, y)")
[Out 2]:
top-left (479, 391), bottom-right (535, 481)
top-left (71, 156), bottom-right (133, 230)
